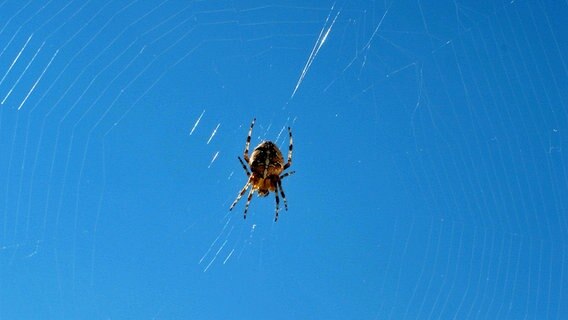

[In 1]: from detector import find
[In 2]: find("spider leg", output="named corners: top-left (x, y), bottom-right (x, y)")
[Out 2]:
top-left (243, 187), bottom-right (255, 219)
top-left (280, 171), bottom-right (295, 180)
top-left (229, 179), bottom-right (251, 211)
top-left (283, 126), bottom-right (293, 170)
top-left (277, 179), bottom-right (288, 211)
top-left (238, 156), bottom-right (250, 176)
top-left (274, 182), bottom-right (280, 222)
top-left (243, 118), bottom-right (255, 163)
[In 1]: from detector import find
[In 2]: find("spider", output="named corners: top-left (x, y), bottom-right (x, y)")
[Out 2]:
top-left (229, 118), bottom-right (294, 221)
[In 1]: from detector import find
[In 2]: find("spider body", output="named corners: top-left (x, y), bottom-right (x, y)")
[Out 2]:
top-left (250, 141), bottom-right (284, 196)
top-left (230, 119), bottom-right (294, 221)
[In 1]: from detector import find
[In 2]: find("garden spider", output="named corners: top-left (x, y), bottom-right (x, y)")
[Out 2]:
top-left (229, 118), bottom-right (294, 221)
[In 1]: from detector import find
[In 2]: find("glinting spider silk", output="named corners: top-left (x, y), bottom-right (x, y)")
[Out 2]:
top-left (229, 118), bottom-right (295, 221)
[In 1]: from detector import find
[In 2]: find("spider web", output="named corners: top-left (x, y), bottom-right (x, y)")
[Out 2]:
top-left (0, 0), bottom-right (567, 318)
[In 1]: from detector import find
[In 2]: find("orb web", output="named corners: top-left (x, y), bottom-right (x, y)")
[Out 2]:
top-left (0, 0), bottom-right (566, 318)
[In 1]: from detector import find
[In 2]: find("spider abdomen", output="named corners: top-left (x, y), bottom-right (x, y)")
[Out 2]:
top-left (249, 141), bottom-right (284, 178)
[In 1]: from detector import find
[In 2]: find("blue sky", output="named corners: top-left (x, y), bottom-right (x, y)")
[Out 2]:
top-left (1, 0), bottom-right (567, 319)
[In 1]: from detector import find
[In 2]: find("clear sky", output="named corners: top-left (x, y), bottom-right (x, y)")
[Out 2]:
top-left (1, 0), bottom-right (567, 319)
